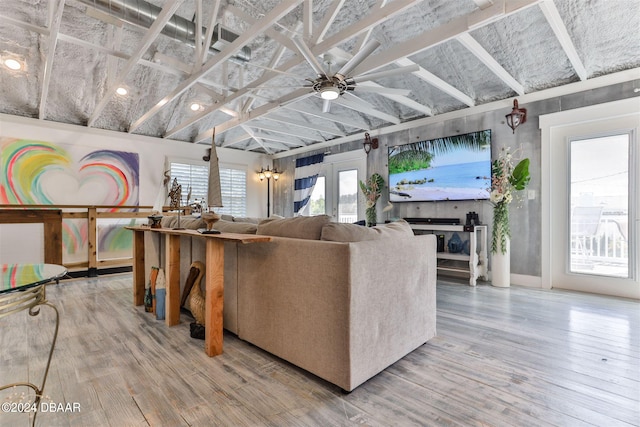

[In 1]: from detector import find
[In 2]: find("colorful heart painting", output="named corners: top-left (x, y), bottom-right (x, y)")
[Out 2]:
top-left (0, 137), bottom-right (141, 263)
top-left (0, 138), bottom-right (139, 207)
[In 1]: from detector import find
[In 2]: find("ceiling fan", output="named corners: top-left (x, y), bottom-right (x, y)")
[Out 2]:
top-left (291, 37), bottom-right (419, 112)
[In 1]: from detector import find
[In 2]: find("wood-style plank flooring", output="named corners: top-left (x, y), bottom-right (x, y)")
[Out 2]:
top-left (1, 274), bottom-right (638, 426)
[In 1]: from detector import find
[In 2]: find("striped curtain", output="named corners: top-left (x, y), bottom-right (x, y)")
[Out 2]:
top-left (293, 153), bottom-right (325, 215)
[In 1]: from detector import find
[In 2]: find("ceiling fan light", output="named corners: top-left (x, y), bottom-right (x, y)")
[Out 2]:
top-left (320, 86), bottom-right (340, 100)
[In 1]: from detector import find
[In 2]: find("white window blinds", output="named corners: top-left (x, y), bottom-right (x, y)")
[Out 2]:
top-left (169, 163), bottom-right (208, 204)
top-left (218, 168), bottom-right (247, 217)
top-left (169, 162), bottom-right (246, 216)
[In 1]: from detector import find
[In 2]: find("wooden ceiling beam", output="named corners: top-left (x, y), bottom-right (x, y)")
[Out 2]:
top-left (284, 104), bottom-right (370, 130)
top-left (87, 0), bottom-right (184, 127)
top-left (246, 121), bottom-right (321, 140)
top-left (538, 0), bottom-right (587, 81)
top-left (128, 0), bottom-right (304, 134)
top-left (194, 88), bottom-right (312, 142)
top-left (39, 0), bottom-right (65, 120)
top-left (264, 114), bottom-right (346, 136)
top-left (456, 33), bottom-right (524, 96)
top-left (357, 81), bottom-right (434, 116)
top-left (333, 94), bottom-right (401, 125)
top-left (188, 0), bottom-right (421, 144)
top-left (394, 58), bottom-right (474, 107)
top-left (350, 0), bottom-right (540, 77)
top-left (241, 125), bottom-right (272, 154)
top-left (312, 0), bottom-right (345, 43)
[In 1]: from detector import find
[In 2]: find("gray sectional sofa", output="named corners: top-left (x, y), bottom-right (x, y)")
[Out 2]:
top-left (144, 215), bottom-right (437, 391)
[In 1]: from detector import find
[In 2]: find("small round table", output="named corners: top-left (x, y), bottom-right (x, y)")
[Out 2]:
top-left (0, 263), bottom-right (67, 427)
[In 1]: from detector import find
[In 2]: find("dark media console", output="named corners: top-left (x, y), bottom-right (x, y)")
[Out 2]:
top-left (404, 217), bottom-right (460, 225)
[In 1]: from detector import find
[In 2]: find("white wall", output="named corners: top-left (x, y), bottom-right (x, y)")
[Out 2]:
top-left (0, 114), bottom-right (270, 217)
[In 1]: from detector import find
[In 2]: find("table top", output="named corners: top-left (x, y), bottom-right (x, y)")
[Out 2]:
top-left (126, 226), bottom-right (272, 243)
top-left (0, 263), bottom-right (67, 294)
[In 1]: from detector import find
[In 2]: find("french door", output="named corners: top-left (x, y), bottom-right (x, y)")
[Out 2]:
top-left (542, 98), bottom-right (639, 299)
top-left (307, 151), bottom-right (366, 222)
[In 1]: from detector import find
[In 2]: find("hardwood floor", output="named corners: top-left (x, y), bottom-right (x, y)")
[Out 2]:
top-left (1, 274), bottom-right (638, 426)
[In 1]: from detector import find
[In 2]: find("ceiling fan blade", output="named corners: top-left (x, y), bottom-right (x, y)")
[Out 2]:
top-left (279, 91), bottom-right (317, 107)
top-left (351, 64), bottom-right (420, 83)
top-left (352, 86), bottom-right (411, 96)
top-left (246, 62), bottom-right (310, 80)
top-left (322, 98), bottom-right (332, 113)
top-left (335, 39), bottom-right (381, 78)
top-left (249, 85), bottom-right (312, 90)
top-left (292, 36), bottom-right (327, 78)
top-left (340, 92), bottom-right (373, 108)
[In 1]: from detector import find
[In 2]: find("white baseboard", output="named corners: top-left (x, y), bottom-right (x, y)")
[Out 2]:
top-left (510, 274), bottom-right (542, 288)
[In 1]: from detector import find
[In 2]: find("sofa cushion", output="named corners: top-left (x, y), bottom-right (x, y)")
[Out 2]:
top-left (232, 216), bottom-right (263, 224)
top-left (160, 215), bottom-right (206, 229)
top-left (320, 219), bottom-right (414, 242)
top-left (257, 215), bottom-right (332, 240)
top-left (214, 219), bottom-right (258, 234)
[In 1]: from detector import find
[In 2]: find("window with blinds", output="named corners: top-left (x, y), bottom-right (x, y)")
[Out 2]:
top-left (169, 162), bottom-right (246, 217)
top-left (218, 168), bottom-right (247, 217)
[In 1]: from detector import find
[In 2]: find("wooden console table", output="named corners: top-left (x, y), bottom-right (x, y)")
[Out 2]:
top-left (409, 224), bottom-right (488, 286)
top-left (126, 226), bottom-right (270, 356)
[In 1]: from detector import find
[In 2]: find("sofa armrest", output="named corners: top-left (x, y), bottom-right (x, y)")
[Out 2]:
top-left (347, 234), bottom-right (437, 388)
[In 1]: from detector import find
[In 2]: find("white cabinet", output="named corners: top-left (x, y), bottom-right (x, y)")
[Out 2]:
top-left (410, 224), bottom-right (488, 286)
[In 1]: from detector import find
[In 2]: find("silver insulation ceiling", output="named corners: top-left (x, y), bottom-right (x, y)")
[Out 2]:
top-left (0, 0), bottom-right (638, 153)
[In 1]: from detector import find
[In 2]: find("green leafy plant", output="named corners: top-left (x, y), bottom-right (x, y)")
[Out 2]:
top-left (360, 173), bottom-right (385, 226)
top-left (490, 148), bottom-right (530, 254)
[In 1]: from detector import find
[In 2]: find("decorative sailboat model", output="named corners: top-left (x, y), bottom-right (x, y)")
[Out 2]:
top-left (149, 171), bottom-right (170, 228)
top-left (199, 130), bottom-right (224, 234)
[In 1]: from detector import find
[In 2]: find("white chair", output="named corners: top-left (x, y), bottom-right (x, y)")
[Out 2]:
top-left (571, 206), bottom-right (603, 261)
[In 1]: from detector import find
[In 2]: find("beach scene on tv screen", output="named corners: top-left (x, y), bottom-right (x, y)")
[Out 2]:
top-left (388, 130), bottom-right (491, 202)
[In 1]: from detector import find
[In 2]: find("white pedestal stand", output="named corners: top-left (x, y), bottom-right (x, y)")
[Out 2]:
top-left (491, 237), bottom-right (511, 287)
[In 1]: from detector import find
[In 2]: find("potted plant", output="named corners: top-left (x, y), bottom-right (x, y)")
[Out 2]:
top-left (490, 147), bottom-right (530, 287)
top-left (360, 173), bottom-right (385, 226)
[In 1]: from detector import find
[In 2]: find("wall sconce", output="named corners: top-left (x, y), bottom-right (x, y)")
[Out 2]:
top-left (505, 99), bottom-right (527, 133)
top-left (258, 166), bottom-right (281, 217)
top-left (363, 132), bottom-right (379, 154)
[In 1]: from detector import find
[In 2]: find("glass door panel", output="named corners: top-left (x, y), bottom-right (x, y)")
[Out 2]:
top-left (337, 169), bottom-right (358, 223)
top-left (570, 135), bottom-right (629, 278)
top-left (308, 176), bottom-right (326, 216)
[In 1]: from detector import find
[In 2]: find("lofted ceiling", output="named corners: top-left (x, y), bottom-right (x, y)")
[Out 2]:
top-left (0, 0), bottom-right (639, 154)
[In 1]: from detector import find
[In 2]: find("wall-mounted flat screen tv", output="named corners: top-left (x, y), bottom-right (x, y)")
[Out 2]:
top-left (388, 129), bottom-right (492, 202)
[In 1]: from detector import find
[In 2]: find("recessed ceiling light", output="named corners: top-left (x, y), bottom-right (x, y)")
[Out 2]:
top-left (116, 87), bottom-right (128, 96)
top-left (190, 102), bottom-right (202, 111)
top-left (4, 58), bottom-right (22, 70)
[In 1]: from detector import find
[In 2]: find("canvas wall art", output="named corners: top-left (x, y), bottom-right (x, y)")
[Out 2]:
top-left (0, 137), bottom-right (141, 263)
top-left (0, 137), bottom-right (140, 208)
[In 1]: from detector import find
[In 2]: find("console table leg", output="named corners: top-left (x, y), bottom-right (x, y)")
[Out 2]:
top-left (165, 235), bottom-right (181, 326)
top-left (132, 230), bottom-right (145, 306)
top-left (205, 239), bottom-right (224, 356)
